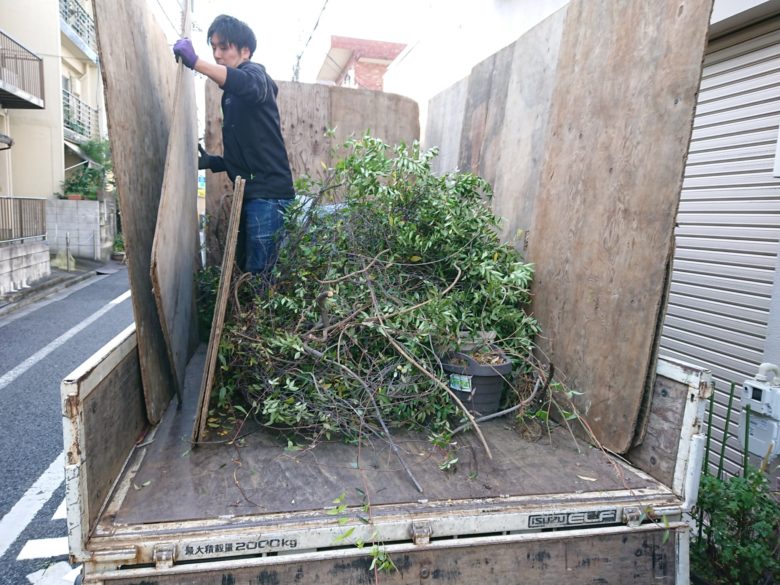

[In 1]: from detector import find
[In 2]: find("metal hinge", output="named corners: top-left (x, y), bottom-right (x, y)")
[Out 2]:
top-left (153, 544), bottom-right (175, 569)
top-left (92, 547), bottom-right (138, 564)
top-left (410, 522), bottom-right (432, 545)
top-left (623, 506), bottom-right (643, 528)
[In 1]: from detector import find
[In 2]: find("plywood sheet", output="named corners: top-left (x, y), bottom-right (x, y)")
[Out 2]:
top-left (457, 52), bottom-right (494, 175)
top-left (491, 7), bottom-right (568, 248)
top-left (529, 0), bottom-right (713, 453)
top-left (473, 44), bottom-right (514, 190)
top-left (204, 81), bottom-right (234, 268)
top-left (424, 76), bottom-right (468, 175)
top-left (151, 10), bottom-right (199, 401)
top-left (277, 81), bottom-right (332, 181)
top-left (117, 351), bottom-right (658, 523)
top-left (93, 0), bottom-right (176, 424)
top-left (82, 344), bottom-right (145, 532)
top-left (628, 374), bottom-right (689, 487)
top-left (329, 86), bottom-right (420, 155)
top-left (192, 178), bottom-right (245, 443)
top-left (205, 82), bottom-right (420, 267)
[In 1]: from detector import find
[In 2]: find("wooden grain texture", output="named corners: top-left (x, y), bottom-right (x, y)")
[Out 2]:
top-left (457, 52), bottom-right (494, 175)
top-left (473, 44), bottom-right (514, 191)
top-left (204, 80), bottom-right (234, 268)
top-left (92, 0), bottom-right (176, 423)
top-left (627, 374), bottom-right (689, 486)
top-left (83, 347), bottom-right (145, 531)
top-left (205, 81), bottom-right (419, 267)
top-left (528, 0), bottom-right (713, 453)
top-left (277, 81), bottom-right (332, 181)
top-left (150, 10), bottom-right (199, 402)
top-left (425, 76), bottom-right (468, 176)
top-left (329, 85), bottom-right (420, 155)
top-left (117, 364), bottom-right (657, 523)
top-left (491, 7), bottom-right (568, 248)
top-left (192, 178), bottom-right (245, 443)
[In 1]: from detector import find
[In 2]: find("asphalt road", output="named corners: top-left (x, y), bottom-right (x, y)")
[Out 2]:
top-left (0, 265), bottom-right (133, 585)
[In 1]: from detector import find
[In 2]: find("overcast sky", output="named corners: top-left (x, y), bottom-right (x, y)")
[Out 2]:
top-left (153, 0), bottom-right (429, 82)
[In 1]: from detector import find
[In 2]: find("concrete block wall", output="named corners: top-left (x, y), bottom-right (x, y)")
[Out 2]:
top-left (46, 198), bottom-right (115, 261)
top-left (0, 241), bottom-right (50, 296)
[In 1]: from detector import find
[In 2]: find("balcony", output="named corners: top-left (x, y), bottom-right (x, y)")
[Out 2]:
top-left (59, 0), bottom-right (97, 61)
top-left (0, 29), bottom-right (44, 109)
top-left (62, 88), bottom-right (98, 142)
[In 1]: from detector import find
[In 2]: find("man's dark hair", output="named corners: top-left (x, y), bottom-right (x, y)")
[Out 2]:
top-left (207, 15), bottom-right (257, 58)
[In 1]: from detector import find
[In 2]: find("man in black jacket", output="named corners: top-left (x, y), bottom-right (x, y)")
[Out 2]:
top-left (174, 15), bottom-right (294, 274)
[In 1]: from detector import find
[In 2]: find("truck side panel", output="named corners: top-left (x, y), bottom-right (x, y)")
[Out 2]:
top-left (62, 324), bottom-right (145, 559)
top-left (628, 358), bottom-right (711, 497)
top-left (88, 525), bottom-right (679, 584)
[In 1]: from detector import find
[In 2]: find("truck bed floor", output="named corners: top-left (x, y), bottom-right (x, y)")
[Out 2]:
top-left (105, 345), bottom-right (662, 528)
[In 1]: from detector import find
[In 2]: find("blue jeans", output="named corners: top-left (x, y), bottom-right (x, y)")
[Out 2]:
top-left (241, 198), bottom-right (291, 274)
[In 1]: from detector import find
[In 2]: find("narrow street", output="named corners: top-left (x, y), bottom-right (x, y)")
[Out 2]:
top-left (0, 265), bottom-right (133, 585)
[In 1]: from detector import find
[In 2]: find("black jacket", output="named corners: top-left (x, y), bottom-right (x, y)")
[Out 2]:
top-left (204, 61), bottom-right (294, 199)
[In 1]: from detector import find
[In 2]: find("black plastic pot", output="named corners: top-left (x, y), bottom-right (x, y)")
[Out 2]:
top-left (441, 349), bottom-right (512, 415)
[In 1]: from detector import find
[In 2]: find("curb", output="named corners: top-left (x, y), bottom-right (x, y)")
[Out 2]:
top-left (0, 270), bottom-right (97, 319)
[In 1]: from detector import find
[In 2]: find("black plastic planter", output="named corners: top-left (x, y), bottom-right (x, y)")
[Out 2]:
top-left (441, 349), bottom-right (512, 415)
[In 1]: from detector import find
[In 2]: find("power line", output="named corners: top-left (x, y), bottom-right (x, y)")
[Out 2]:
top-left (292, 0), bottom-right (329, 82)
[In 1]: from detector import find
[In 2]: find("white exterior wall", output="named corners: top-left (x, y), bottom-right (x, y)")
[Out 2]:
top-left (0, 0), bottom-right (65, 198)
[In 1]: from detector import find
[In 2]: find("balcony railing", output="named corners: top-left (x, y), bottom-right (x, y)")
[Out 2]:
top-left (59, 0), bottom-right (97, 54)
top-left (63, 88), bottom-right (99, 141)
top-left (0, 28), bottom-right (44, 109)
top-left (0, 197), bottom-right (47, 245)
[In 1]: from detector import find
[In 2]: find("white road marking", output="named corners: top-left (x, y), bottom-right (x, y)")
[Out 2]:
top-left (17, 537), bottom-right (69, 560)
top-left (26, 561), bottom-right (80, 584)
top-left (52, 500), bottom-right (66, 521)
top-left (0, 453), bottom-right (64, 559)
top-left (0, 289), bottom-right (131, 391)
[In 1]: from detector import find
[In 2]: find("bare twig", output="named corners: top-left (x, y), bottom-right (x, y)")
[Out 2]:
top-left (363, 265), bottom-right (462, 324)
top-left (361, 263), bottom-right (493, 460)
top-left (317, 249), bottom-right (390, 285)
top-left (302, 343), bottom-right (424, 492)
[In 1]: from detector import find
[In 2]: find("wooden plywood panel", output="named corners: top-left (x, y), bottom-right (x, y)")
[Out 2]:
top-left (277, 81), bottom-right (332, 180)
top-left (491, 7), bottom-right (568, 248)
top-left (329, 85), bottom-right (420, 152)
top-left (474, 43), bottom-right (514, 190)
top-left (151, 11), bottom-right (199, 401)
top-left (205, 82), bottom-right (419, 267)
top-left (424, 76), bottom-right (468, 175)
top-left (458, 53), bottom-right (494, 174)
top-left (529, 0), bottom-right (713, 453)
top-left (204, 81), bottom-right (234, 268)
top-left (83, 346), bottom-right (145, 531)
top-left (193, 178), bottom-right (245, 443)
top-left (93, 0), bottom-right (176, 424)
top-left (118, 405), bottom-right (656, 524)
top-left (628, 374), bottom-right (689, 487)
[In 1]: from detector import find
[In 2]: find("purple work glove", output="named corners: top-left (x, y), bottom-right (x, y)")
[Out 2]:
top-left (173, 38), bottom-right (198, 69)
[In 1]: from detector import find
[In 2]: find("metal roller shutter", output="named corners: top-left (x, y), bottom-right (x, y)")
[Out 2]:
top-left (660, 20), bottom-right (780, 478)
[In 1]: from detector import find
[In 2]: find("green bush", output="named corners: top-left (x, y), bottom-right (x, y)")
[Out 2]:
top-left (692, 466), bottom-right (780, 585)
top-left (211, 135), bottom-right (538, 439)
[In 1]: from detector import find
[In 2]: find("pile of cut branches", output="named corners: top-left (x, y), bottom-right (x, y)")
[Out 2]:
top-left (212, 136), bottom-right (540, 448)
